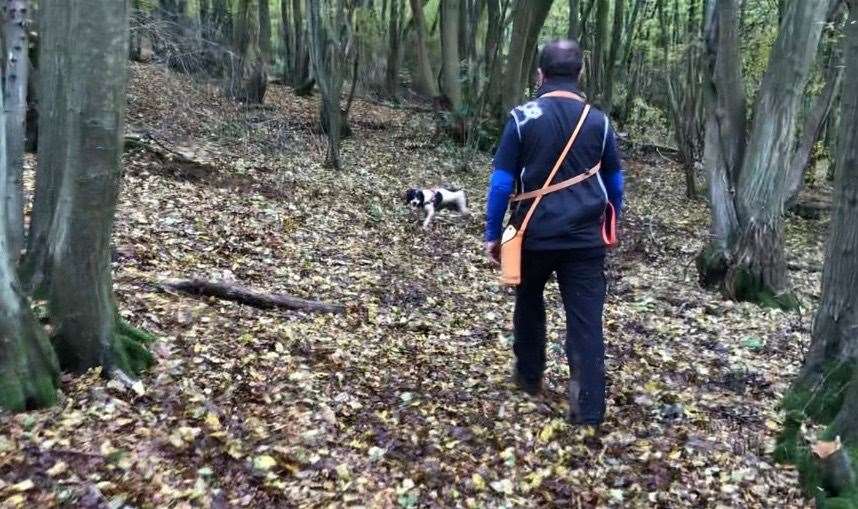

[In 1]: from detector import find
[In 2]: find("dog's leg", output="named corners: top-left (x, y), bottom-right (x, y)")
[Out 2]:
top-left (422, 205), bottom-right (435, 230)
top-left (457, 193), bottom-right (470, 216)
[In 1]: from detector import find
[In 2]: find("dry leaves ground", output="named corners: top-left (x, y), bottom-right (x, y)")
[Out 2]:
top-left (0, 64), bottom-right (826, 508)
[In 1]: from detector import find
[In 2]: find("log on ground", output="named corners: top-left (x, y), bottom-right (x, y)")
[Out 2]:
top-left (161, 278), bottom-right (346, 314)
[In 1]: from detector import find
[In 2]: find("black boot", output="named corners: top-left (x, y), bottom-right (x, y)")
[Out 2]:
top-left (512, 368), bottom-right (542, 396)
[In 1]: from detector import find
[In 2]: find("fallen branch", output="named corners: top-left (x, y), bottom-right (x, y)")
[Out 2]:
top-left (124, 131), bottom-right (213, 169)
top-left (161, 278), bottom-right (346, 314)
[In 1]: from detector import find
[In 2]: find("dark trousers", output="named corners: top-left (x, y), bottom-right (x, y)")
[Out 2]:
top-left (513, 249), bottom-right (607, 424)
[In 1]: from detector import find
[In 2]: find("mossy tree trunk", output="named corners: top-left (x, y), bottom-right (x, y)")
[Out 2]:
top-left (0, 16), bottom-right (58, 411)
top-left (722, 0), bottom-right (831, 307)
top-left (779, 4), bottom-right (858, 501)
top-left (2, 0), bottom-right (29, 262)
top-left (42, 0), bottom-right (153, 376)
top-left (697, 0), bottom-right (743, 287)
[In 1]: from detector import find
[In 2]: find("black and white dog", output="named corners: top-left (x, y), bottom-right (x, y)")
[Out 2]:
top-left (405, 187), bottom-right (470, 229)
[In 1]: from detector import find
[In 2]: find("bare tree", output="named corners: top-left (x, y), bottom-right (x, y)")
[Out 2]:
top-left (229, 0), bottom-right (268, 103)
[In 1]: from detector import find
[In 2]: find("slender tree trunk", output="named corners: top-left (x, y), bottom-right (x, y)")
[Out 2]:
top-left (440, 0), bottom-right (463, 110)
top-left (385, 0), bottom-right (402, 98)
top-left (259, 0), bottom-right (272, 61)
top-left (22, 0), bottom-right (66, 294)
top-left (308, 0), bottom-right (349, 169)
top-left (568, 0), bottom-right (581, 38)
top-left (282, 0), bottom-right (294, 78)
top-left (212, 0), bottom-right (232, 41)
top-left (725, 0), bottom-right (832, 306)
top-left (292, 0), bottom-right (309, 85)
top-left (3, 0), bottom-right (28, 261)
top-left (40, 0), bottom-right (153, 375)
top-left (784, 20), bottom-right (846, 208)
top-left (780, 4), bottom-right (858, 500)
top-left (408, 0), bottom-right (438, 96)
top-left (499, 0), bottom-right (553, 121)
top-left (696, 0), bottom-right (743, 287)
top-left (589, 0), bottom-right (611, 104)
top-left (0, 13), bottom-right (59, 411)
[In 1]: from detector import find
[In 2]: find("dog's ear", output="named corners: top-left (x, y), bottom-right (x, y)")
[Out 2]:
top-left (404, 189), bottom-right (416, 203)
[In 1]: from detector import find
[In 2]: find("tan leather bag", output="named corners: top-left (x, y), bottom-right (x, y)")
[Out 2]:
top-left (500, 97), bottom-right (598, 286)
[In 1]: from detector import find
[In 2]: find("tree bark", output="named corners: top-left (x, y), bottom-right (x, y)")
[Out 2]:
top-left (440, 0), bottom-right (463, 110)
top-left (229, 0), bottom-right (268, 103)
top-left (308, 0), bottom-right (350, 169)
top-left (782, 3), bottom-right (858, 499)
top-left (784, 34), bottom-right (845, 208)
top-left (259, 0), bottom-right (273, 60)
top-left (696, 0), bottom-right (743, 287)
top-left (385, 0), bottom-right (402, 98)
top-left (22, 0), bottom-right (67, 294)
top-left (408, 0), bottom-right (438, 96)
top-left (725, 0), bottom-right (832, 306)
top-left (2, 0), bottom-right (28, 261)
top-left (498, 0), bottom-right (553, 121)
top-left (0, 22), bottom-right (59, 411)
top-left (568, 0), bottom-right (580, 38)
top-left (43, 0), bottom-right (153, 375)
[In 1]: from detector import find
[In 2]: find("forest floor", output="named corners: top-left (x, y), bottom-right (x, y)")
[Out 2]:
top-left (0, 63), bottom-right (828, 508)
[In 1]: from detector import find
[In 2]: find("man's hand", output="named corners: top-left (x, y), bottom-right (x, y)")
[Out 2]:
top-left (484, 241), bottom-right (500, 266)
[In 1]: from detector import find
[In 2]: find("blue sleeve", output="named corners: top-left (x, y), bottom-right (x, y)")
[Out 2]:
top-left (485, 170), bottom-right (515, 242)
top-left (485, 117), bottom-right (521, 242)
top-left (601, 126), bottom-right (624, 218)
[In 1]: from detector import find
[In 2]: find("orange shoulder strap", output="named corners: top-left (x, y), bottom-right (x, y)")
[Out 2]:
top-left (517, 104), bottom-right (591, 234)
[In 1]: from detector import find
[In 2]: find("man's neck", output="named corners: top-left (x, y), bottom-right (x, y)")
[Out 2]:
top-left (536, 77), bottom-right (581, 97)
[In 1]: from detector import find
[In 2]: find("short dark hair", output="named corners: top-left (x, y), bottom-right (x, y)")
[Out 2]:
top-left (538, 39), bottom-right (583, 79)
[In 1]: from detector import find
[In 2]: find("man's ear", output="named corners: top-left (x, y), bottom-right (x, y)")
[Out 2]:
top-left (536, 68), bottom-right (545, 88)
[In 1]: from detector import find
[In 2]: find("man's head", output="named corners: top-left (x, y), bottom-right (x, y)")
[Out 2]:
top-left (538, 39), bottom-right (583, 82)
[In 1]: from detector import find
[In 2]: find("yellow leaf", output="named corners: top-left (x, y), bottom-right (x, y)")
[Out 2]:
top-left (1, 494), bottom-right (26, 508)
top-left (204, 412), bottom-right (222, 431)
top-left (46, 461), bottom-right (68, 477)
top-left (471, 473), bottom-right (486, 491)
top-left (253, 454), bottom-right (277, 471)
top-left (11, 480), bottom-right (33, 492)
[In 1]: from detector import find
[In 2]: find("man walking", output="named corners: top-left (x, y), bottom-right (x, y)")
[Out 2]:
top-left (484, 39), bottom-right (624, 428)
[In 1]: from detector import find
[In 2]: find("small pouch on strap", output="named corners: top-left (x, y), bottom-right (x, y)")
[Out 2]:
top-left (602, 202), bottom-right (618, 247)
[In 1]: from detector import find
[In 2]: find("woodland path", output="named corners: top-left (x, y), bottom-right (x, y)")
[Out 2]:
top-left (0, 63), bottom-right (825, 508)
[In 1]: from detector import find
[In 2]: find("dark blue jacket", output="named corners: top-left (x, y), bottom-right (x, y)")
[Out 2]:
top-left (489, 79), bottom-right (623, 251)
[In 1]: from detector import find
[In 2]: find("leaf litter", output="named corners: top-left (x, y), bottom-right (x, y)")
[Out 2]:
top-left (0, 63), bottom-right (825, 508)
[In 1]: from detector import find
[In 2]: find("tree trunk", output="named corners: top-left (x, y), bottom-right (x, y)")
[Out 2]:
top-left (499, 0), bottom-right (553, 121)
top-left (42, 0), bottom-right (153, 375)
top-left (229, 0), bottom-right (268, 103)
top-left (725, 0), bottom-right (832, 307)
top-left (385, 0), bottom-right (402, 98)
top-left (259, 0), bottom-right (272, 61)
top-left (784, 29), bottom-right (845, 208)
top-left (308, 0), bottom-right (349, 169)
top-left (291, 0), bottom-right (309, 85)
top-left (408, 0), bottom-right (438, 96)
top-left (568, 0), bottom-right (580, 38)
top-left (696, 0), bottom-right (743, 287)
top-left (779, 4), bottom-right (858, 500)
top-left (22, 0), bottom-right (67, 294)
top-left (212, 0), bottom-right (232, 41)
top-left (440, 0), bottom-right (463, 110)
top-left (3, 0), bottom-right (28, 261)
top-left (0, 19), bottom-right (59, 411)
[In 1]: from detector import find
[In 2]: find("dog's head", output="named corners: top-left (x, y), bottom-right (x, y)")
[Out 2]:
top-left (405, 188), bottom-right (423, 209)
